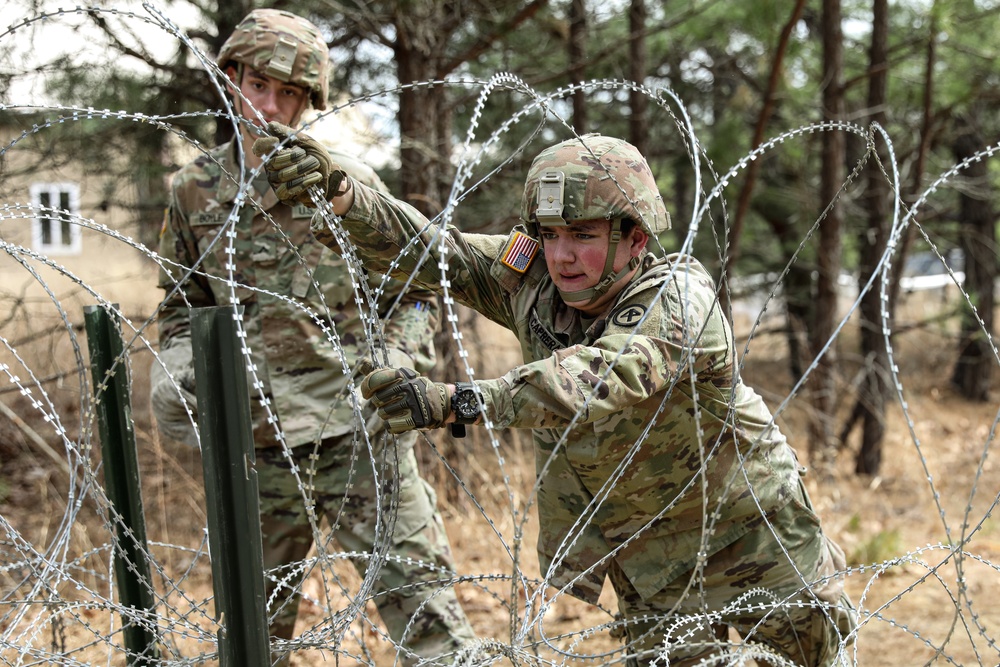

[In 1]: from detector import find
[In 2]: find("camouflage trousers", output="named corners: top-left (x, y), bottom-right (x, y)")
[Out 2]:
top-left (256, 432), bottom-right (475, 666)
top-left (612, 480), bottom-right (856, 667)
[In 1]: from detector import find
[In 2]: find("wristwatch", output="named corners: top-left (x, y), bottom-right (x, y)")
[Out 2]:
top-left (451, 382), bottom-right (480, 424)
top-left (450, 382), bottom-right (480, 438)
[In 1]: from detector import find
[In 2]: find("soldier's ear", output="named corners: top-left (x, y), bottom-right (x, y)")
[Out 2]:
top-left (224, 65), bottom-right (240, 90)
top-left (629, 228), bottom-right (649, 257)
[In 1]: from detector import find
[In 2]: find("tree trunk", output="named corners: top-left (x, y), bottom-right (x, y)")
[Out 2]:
top-left (628, 0), bottom-right (648, 156)
top-left (950, 120), bottom-right (996, 401)
top-left (810, 0), bottom-right (845, 474)
top-left (752, 199), bottom-right (813, 383)
top-left (888, 10), bottom-right (938, 311)
top-left (392, 6), bottom-right (462, 501)
top-left (851, 0), bottom-right (891, 476)
top-left (671, 155), bottom-right (690, 251)
top-left (396, 51), bottom-right (451, 217)
top-left (569, 0), bottom-right (588, 133)
top-left (213, 0), bottom-right (254, 146)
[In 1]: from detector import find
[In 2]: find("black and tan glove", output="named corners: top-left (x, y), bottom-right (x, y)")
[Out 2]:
top-left (360, 367), bottom-right (450, 434)
top-left (252, 121), bottom-right (347, 207)
top-left (357, 347), bottom-right (415, 377)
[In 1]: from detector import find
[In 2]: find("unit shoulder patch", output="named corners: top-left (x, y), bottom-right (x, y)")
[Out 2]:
top-left (610, 303), bottom-right (648, 329)
top-left (500, 231), bottom-right (539, 273)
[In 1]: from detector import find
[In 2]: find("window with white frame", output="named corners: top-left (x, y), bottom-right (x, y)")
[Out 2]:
top-left (30, 182), bottom-right (81, 254)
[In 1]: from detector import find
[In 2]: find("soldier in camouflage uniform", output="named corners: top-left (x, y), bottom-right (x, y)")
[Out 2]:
top-left (149, 10), bottom-right (474, 666)
top-left (254, 128), bottom-right (857, 666)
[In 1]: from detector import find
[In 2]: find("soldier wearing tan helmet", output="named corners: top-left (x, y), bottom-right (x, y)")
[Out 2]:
top-left (150, 9), bottom-right (474, 666)
top-left (520, 134), bottom-right (671, 312)
top-left (255, 127), bottom-right (858, 666)
top-left (218, 9), bottom-right (330, 109)
top-left (215, 8), bottom-right (328, 166)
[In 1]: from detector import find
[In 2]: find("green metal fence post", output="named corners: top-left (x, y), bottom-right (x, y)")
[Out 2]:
top-left (83, 304), bottom-right (160, 666)
top-left (190, 306), bottom-right (270, 667)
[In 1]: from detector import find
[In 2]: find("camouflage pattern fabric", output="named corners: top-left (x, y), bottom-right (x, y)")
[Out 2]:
top-left (521, 133), bottom-right (670, 234)
top-left (257, 432), bottom-right (474, 666)
top-left (609, 480), bottom-right (856, 666)
top-left (153, 139), bottom-right (474, 664)
top-left (308, 168), bottom-right (856, 665)
top-left (217, 8), bottom-right (331, 110)
top-left (156, 139), bottom-right (438, 447)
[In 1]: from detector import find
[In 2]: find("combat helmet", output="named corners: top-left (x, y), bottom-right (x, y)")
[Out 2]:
top-left (520, 134), bottom-right (670, 306)
top-left (217, 9), bottom-right (330, 111)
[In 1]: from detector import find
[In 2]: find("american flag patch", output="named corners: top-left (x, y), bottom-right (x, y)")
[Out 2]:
top-left (500, 231), bottom-right (539, 273)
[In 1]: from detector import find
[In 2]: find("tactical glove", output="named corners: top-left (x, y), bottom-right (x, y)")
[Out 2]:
top-left (357, 347), bottom-right (414, 377)
top-left (252, 121), bottom-right (347, 207)
top-left (360, 367), bottom-right (450, 434)
top-left (149, 341), bottom-right (200, 448)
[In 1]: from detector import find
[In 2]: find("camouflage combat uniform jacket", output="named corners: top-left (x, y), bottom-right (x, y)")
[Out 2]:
top-left (157, 141), bottom-right (438, 448)
top-left (316, 182), bottom-right (803, 605)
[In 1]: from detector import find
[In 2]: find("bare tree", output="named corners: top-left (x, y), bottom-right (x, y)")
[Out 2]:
top-left (568, 0), bottom-right (588, 134)
top-left (321, 0), bottom-right (547, 218)
top-left (950, 118), bottom-right (996, 401)
top-left (887, 6), bottom-right (940, 307)
top-left (627, 0), bottom-right (647, 155)
top-left (810, 0), bottom-right (845, 474)
top-left (840, 0), bottom-right (891, 475)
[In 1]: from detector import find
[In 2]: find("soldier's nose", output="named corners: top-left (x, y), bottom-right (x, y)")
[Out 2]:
top-left (547, 238), bottom-right (575, 263)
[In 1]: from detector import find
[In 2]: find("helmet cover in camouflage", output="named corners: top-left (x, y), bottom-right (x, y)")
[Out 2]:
top-left (520, 133), bottom-right (670, 235)
top-left (217, 9), bottom-right (330, 111)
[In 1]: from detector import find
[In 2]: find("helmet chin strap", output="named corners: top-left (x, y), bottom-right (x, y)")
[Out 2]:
top-left (556, 219), bottom-right (639, 307)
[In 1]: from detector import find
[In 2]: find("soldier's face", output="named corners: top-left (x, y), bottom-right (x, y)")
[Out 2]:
top-left (540, 220), bottom-right (647, 315)
top-left (228, 67), bottom-right (309, 131)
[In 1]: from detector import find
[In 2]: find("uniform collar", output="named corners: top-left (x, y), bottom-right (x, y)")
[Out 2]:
top-left (216, 139), bottom-right (281, 212)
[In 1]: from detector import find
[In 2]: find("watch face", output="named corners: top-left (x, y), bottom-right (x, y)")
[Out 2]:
top-left (452, 386), bottom-right (479, 421)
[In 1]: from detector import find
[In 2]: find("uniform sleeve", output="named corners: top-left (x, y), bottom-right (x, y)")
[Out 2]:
top-left (151, 188), bottom-right (212, 444)
top-left (156, 187), bottom-right (216, 348)
top-left (475, 333), bottom-right (680, 429)
top-left (326, 148), bottom-right (389, 194)
top-left (476, 273), bottom-right (734, 430)
top-left (312, 179), bottom-right (515, 327)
